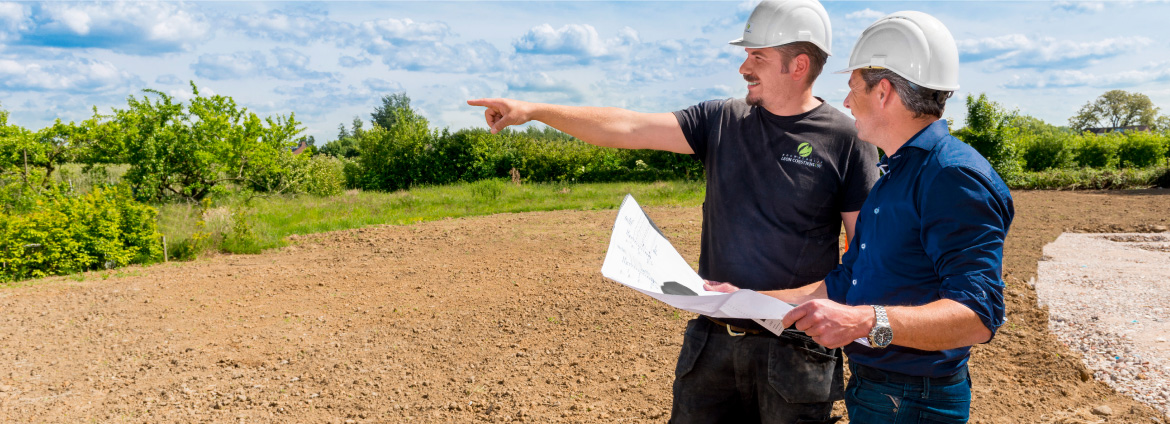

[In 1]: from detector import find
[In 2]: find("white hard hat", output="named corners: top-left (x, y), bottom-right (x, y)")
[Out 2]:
top-left (837, 11), bottom-right (959, 91)
top-left (728, 0), bottom-right (832, 56)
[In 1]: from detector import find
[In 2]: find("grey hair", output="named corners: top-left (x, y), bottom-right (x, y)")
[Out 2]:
top-left (859, 68), bottom-right (952, 118)
top-left (772, 42), bottom-right (828, 85)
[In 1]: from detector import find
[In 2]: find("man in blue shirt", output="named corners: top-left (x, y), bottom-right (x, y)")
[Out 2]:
top-left (708, 11), bottom-right (1013, 423)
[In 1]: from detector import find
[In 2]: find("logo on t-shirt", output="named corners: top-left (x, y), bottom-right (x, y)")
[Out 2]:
top-left (780, 143), bottom-right (824, 169)
top-left (797, 142), bottom-right (813, 157)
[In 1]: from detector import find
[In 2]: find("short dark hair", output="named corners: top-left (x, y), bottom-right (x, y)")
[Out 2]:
top-left (773, 42), bottom-right (827, 85)
top-left (859, 68), bottom-right (953, 118)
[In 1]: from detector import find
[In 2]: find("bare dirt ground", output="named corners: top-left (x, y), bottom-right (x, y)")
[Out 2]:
top-left (1, 190), bottom-right (1169, 423)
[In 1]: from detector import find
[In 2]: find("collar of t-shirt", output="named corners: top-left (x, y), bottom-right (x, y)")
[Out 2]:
top-left (757, 96), bottom-right (828, 125)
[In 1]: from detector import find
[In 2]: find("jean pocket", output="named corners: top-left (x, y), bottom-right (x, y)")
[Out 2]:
top-left (848, 378), bottom-right (902, 416)
top-left (674, 319), bottom-right (708, 379)
top-left (767, 341), bottom-right (841, 403)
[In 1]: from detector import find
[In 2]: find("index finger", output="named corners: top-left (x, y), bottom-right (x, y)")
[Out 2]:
top-left (466, 98), bottom-right (498, 108)
top-left (781, 303), bottom-right (811, 329)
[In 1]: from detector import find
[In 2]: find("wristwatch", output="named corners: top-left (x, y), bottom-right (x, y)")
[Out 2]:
top-left (868, 305), bottom-right (893, 348)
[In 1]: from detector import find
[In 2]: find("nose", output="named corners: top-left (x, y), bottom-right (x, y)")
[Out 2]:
top-left (739, 55), bottom-right (750, 76)
top-left (843, 92), bottom-right (852, 110)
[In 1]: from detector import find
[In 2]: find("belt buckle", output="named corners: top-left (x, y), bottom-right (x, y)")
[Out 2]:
top-left (725, 324), bottom-right (746, 337)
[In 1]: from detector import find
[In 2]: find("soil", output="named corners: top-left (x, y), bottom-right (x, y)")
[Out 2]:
top-left (1, 189), bottom-right (1169, 423)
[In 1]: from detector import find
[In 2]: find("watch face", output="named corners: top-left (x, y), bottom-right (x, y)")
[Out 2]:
top-left (873, 327), bottom-right (893, 347)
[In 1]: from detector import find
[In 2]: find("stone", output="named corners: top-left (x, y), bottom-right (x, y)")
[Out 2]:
top-left (1092, 405), bottom-right (1113, 416)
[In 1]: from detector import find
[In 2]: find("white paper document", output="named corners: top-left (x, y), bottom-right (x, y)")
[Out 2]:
top-left (600, 194), bottom-right (796, 322)
top-left (600, 194), bottom-right (872, 346)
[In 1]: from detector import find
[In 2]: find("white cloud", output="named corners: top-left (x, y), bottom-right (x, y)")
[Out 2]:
top-left (193, 48), bottom-right (337, 81)
top-left (958, 34), bottom-right (1151, 70)
top-left (373, 39), bottom-right (505, 73)
top-left (1002, 65), bottom-right (1170, 89)
top-left (353, 17), bottom-right (503, 73)
top-left (192, 51), bottom-right (266, 80)
top-left (513, 24), bottom-right (639, 62)
top-left (846, 8), bottom-right (886, 21)
top-left (1053, 1), bottom-right (1106, 13)
top-left (0, 2), bottom-right (29, 41)
top-left (15, 2), bottom-right (210, 54)
top-left (0, 56), bottom-right (138, 92)
top-left (338, 55), bottom-right (372, 68)
top-left (235, 9), bottom-right (350, 44)
top-left (358, 17), bottom-right (451, 50)
top-left (155, 74), bottom-right (182, 85)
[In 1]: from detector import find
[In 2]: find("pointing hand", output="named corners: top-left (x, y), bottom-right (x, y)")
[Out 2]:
top-left (466, 98), bottom-right (533, 134)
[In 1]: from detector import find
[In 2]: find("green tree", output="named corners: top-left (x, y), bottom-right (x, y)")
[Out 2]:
top-left (954, 93), bottom-right (1021, 180)
top-left (354, 107), bottom-right (434, 190)
top-left (371, 93), bottom-right (418, 130)
top-left (1069, 90), bottom-right (1160, 132)
top-left (1154, 115), bottom-right (1170, 132)
top-left (319, 118), bottom-right (362, 159)
top-left (114, 83), bottom-right (303, 201)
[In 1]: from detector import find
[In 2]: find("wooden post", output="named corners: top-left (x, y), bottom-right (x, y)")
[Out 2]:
top-left (162, 236), bottom-right (168, 262)
top-left (22, 148), bottom-right (29, 186)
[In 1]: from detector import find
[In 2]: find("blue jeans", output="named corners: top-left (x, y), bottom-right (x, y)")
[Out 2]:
top-left (669, 318), bottom-right (844, 424)
top-left (845, 362), bottom-right (971, 424)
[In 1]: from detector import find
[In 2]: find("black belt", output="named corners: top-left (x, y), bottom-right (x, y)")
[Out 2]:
top-left (849, 362), bottom-right (968, 386)
top-left (706, 316), bottom-right (765, 335)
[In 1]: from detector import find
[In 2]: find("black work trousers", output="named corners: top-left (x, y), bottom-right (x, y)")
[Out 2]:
top-left (669, 318), bottom-right (844, 424)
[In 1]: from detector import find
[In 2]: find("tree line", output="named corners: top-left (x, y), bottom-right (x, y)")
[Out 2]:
top-left (2, 85), bottom-right (1168, 282)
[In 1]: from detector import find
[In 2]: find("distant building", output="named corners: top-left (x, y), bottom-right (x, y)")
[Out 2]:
top-left (1085, 125), bottom-right (1150, 134)
top-left (292, 139), bottom-right (310, 155)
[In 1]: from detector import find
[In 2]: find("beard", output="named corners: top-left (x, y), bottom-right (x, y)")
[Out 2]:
top-left (745, 92), bottom-right (763, 107)
top-left (743, 74), bottom-right (763, 106)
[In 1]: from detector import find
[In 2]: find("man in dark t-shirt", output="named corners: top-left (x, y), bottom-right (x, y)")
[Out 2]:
top-left (468, 1), bottom-right (879, 422)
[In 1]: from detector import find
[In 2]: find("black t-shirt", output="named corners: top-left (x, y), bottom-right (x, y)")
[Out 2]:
top-left (674, 97), bottom-right (879, 292)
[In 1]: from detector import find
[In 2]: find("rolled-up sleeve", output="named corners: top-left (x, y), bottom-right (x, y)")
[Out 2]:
top-left (824, 239), bottom-right (859, 304)
top-left (918, 165), bottom-right (1013, 338)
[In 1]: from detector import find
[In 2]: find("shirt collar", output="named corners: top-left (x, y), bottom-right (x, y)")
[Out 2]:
top-left (879, 119), bottom-right (950, 174)
top-left (898, 119), bottom-right (950, 154)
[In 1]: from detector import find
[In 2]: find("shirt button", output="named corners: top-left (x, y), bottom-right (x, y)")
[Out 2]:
top-left (860, 243), bottom-right (866, 250)
top-left (874, 207), bottom-right (880, 214)
top-left (851, 279), bottom-right (857, 285)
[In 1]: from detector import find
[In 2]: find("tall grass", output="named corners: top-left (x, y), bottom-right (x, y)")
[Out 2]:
top-left (156, 180), bottom-right (706, 256)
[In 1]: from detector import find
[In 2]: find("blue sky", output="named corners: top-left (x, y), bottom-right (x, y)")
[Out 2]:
top-left (2, 1), bottom-right (1168, 142)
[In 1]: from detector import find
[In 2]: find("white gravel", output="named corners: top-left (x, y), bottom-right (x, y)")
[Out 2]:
top-left (1035, 232), bottom-right (1170, 416)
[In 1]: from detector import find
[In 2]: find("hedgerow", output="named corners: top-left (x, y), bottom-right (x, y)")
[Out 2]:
top-left (0, 185), bottom-right (162, 282)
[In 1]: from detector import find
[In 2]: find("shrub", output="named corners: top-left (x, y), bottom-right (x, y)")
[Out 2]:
top-left (1013, 167), bottom-right (1166, 190)
top-left (1019, 131), bottom-right (1075, 171)
top-left (1117, 131), bottom-right (1166, 168)
top-left (955, 94), bottom-right (1022, 181)
top-left (298, 155), bottom-right (346, 197)
top-left (0, 184), bottom-right (162, 282)
top-left (1074, 132), bottom-right (1121, 168)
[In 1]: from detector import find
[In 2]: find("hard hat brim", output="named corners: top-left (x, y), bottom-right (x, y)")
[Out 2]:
top-left (834, 64), bottom-right (958, 92)
top-left (728, 38), bottom-right (832, 55)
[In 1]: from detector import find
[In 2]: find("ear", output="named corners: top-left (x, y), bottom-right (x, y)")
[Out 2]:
top-left (877, 79), bottom-right (895, 109)
top-left (789, 54), bottom-right (810, 82)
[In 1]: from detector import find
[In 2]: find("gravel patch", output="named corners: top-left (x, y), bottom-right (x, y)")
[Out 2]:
top-left (1036, 233), bottom-right (1170, 416)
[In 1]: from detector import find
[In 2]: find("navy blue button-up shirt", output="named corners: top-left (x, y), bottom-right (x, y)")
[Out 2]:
top-left (825, 119), bottom-right (1014, 378)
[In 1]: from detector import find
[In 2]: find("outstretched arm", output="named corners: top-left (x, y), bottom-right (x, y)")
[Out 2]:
top-left (466, 98), bottom-right (693, 154)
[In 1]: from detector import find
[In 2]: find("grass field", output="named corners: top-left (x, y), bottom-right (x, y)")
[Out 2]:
top-left (156, 179), bottom-right (706, 257)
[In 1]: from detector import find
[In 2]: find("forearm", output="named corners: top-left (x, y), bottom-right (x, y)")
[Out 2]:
top-left (528, 104), bottom-right (689, 153)
top-left (886, 299), bottom-right (992, 351)
top-left (761, 281), bottom-right (827, 305)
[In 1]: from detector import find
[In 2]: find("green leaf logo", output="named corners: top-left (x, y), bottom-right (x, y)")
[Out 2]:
top-left (797, 142), bottom-right (813, 157)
